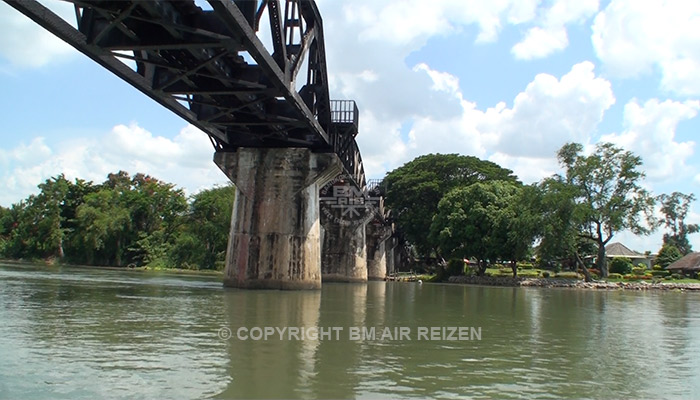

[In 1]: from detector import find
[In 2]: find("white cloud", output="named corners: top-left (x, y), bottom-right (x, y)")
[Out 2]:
top-left (512, 26), bottom-right (569, 60)
top-left (479, 61), bottom-right (615, 158)
top-left (592, 0), bottom-right (700, 95)
top-left (0, 124), bottom-right (229, 206)
top-left (357, 61), bottom-right (615, 183)
top-left (488, 152), bottom-right (560, 184)
top-left (336, 0), bottom-right (542, 46)
top-left (512, 0), bottom-right (599, 60)
top-left (0, 1), bottom-right (77, 68)
top-left (600, 99), bottom-right (698, 182)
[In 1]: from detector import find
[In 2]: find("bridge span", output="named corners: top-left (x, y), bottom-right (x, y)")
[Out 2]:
top-left (5, 0), bottom-right (397, 288)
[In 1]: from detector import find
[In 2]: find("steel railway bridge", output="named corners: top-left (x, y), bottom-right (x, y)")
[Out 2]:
top-left (5, 0), bottom-right (395, 289)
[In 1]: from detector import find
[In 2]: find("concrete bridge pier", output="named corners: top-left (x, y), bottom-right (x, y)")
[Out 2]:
top-left (385, 237), bottom-right (398, 276)
top-left (214, 148), bottom-right (342, 290)
top-left (320, 219), bottom-right (368, 283)
top-left (366, 222), bottom-right (392, 280)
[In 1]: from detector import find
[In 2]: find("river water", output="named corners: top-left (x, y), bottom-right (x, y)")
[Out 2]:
top-left (1, 262), bottom-right (699, 399)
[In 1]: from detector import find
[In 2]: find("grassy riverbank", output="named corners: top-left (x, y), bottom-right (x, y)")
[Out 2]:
top-left (0, 258), bottom-right (223, 277)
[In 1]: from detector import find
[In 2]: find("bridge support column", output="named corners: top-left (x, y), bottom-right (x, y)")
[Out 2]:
top-left (385, 237), bottom-right (398, 276)
top-left (215, 148), bottom-right (342, 290)
top-left (320, 221), bottom-right (368, 282)
top-left (366, 222), bottom-right (392, 280)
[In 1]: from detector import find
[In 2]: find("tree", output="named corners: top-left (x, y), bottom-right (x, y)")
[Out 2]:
top-left (75, 171), bottom-right (187, 267)
top-left (657, 192), bottom-right (698, 255)
top-left (0, 206), bottom-right (10, 256)
top-left (656, 243), bottom-right (682, 269)
top-left (534, 177), bottom-right (596, 281)
top-left (170, 185), bottom-right (235, 269)
top-left (557, 142), bottom-right (655, 277)
top-left (383, 154), bottom-right (518, 259)
top-left (499, 185), bottom-right (541, 277)
top-left (429, 181), bottom-right (526, 276)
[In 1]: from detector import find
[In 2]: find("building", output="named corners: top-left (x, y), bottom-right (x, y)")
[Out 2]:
top-left (604, 242), bottom-right (655, 268)
top-left (666, 252), bottom-right (700, 277)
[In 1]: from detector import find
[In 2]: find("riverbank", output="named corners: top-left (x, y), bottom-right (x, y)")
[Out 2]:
top-left (447, 275), bottom-right (700, 291)
top-left (0, 259), bottom-right (223, 277)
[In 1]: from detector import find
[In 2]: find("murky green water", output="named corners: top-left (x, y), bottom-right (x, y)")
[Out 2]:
top-left (1, 262), bottom-right (699, 399)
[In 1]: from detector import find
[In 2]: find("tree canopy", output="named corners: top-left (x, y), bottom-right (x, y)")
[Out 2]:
top-left (0, 172), bottom-right (234, 270)
top-left (429, 180), bottom-right (533, 276)
top-left (383, 153), bottom-right (518, 258)
top-left (556, 142), bottom-right (655, 277)
top-left (657, 192), bottom-right (698, 255)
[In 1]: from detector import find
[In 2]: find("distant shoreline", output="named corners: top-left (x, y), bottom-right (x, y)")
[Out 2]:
top-left (447, 275), bottom-right (700, 291)
top-left (0, 259), bottom-right (223, 277)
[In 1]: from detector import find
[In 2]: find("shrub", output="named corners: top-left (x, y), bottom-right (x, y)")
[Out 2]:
top-left (609, 257), bottom-right (633, 275)
top-left (608, 273), bottom-right (623, 280)
top-left (652, 264), bottom-right (663, 271)
top-left (637, 263), bottom-right (647, 269)
top-left (632, 267), bottom-right (647, 276)
top-left (542, 271), bottom-right (550, 278)
top-left (518, 270), bottom-right (539, 277)
top-left (671, 273), bottom-right (682, 280)
top-left (588, 268), bottom-right (601, 276)
top-left (517, 262), bottom-right (534, 270)
top-left (657, 244), bottom-right (682, 268)
top-left (650, 270), bottom-right (670, 277)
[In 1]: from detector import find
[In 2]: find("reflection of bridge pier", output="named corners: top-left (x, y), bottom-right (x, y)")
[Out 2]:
top-left (218, 289), bottom-right (322, 398)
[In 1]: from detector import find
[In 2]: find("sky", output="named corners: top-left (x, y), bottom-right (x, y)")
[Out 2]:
top-left (1, 0), bottom-right (699, 254)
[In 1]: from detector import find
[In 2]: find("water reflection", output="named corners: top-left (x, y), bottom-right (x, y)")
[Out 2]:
top-left (2, 264), bottom-right (700, 399)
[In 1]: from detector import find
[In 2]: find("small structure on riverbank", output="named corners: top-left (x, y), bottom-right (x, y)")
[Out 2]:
top-left (667, 252), bottom-right (700, 276)
top-left (604, 242), bottom-right (655, 268)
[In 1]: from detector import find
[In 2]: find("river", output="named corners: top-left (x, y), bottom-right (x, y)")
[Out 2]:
top-left (1, 262), bottom-right (699, 399)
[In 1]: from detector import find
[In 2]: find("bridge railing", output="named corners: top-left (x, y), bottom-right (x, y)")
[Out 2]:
top-left (329, 100), bottom-right (364, 188)
top-left (330, 100), bottom-right (359, 132)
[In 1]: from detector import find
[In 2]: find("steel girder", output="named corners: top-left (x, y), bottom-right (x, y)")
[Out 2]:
top-left (4, 0), bottom-right (365, 186)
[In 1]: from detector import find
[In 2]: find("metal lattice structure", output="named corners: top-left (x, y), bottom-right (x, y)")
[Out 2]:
top-left (5, 0), bottom-right (365, 187)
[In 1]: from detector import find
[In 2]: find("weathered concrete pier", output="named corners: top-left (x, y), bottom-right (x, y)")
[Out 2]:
top-left (366, 221), bottom-right (392, 280)
top-left (215, 148), bottom-right (342, 289)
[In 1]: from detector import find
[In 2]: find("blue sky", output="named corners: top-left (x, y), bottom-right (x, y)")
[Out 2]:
top-left (1, 0), bottom-right (699, 253)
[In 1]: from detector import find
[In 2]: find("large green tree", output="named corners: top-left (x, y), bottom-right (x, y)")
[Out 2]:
top-left (170, 185), bottom-right (235, 270)
top-left (533, 177), bottom-right (596, 281)
top-left (657, 192), bottom-right (698, 255)
top-left (75, 171), bottom-right (186, 266)
top-left (429, 181), bottom-right (531, 276)
top-left (383, 154), bottom-right (518, 258)
top-left (557, 142), bottom-right (655, 277)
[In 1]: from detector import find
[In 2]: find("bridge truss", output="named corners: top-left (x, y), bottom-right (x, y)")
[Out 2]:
top-left (5, 0), bottom-right (365, 187)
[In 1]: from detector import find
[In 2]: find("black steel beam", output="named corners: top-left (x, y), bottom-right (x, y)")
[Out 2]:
top-left (3, 0), bottom-right (229, 145)
top-left (207, 0), bottom-right (329, 143)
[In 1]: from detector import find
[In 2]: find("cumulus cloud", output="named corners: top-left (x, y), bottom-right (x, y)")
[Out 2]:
top-left (600, 99), bottom-right (698, 182)
top-left (333, 0), bottom-right (541, 46)
top-left (512, 0), bottom-right (599, 60)
top-left (479, 61), bottom-right (615, 158)
top-left (357, 61), bottom-right (616, 183)
top-left (0, 124), bottom-right (230, 206)
top-left (0, 1), bottom-right (77, 68)
top-left (592, 0), bottom-right (700, 95)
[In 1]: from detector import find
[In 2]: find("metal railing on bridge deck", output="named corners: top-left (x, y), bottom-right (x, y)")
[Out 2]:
top-left (330, 100), bottom-right (359, 133)
top-left (329, 100), bottom-right (364, 188)
top-left (365, 179), bottom-right (383, 194)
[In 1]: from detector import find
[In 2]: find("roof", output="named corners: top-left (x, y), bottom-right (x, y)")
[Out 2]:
top-left (667, 252), bottom-right (700, 271)
top-left (605, 242), bottom-right (644, 258)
